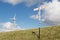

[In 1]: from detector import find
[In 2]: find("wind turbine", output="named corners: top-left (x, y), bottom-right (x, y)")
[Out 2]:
top-left (34, 4), bottom-right (45, 21)
top-left (10, 14), bottom-right (17, 29)
top-left (33, 0), bottom-right (45, 39)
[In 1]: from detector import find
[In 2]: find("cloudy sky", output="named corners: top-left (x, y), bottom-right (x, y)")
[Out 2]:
top-left (0, 0), bottom-right (60, 32)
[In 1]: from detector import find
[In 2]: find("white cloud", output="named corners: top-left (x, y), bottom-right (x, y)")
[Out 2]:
top-left (30, 14), bottom-right (40, 20)
top-left (2, 22), bottom-right (13, 29)
top-left (30, 0), bottom-right (60, 26)
top-left (2, 0), bottom-right (21, 5)
top-left (30, 14), bottom-right (45, 22)
top-left (1, 0), bottom-right (38, 6)
top-left (0, 22), bottom-right (22, 32)
top-left (24, 0), bottom-right (38, 7)
top-left (43, 0), bottom-right (60, 25)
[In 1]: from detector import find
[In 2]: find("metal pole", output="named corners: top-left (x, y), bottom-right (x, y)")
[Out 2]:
top-left (38, 27), bottom-right (40, 39)
top-left (38, 0), bottom-right (40, 40)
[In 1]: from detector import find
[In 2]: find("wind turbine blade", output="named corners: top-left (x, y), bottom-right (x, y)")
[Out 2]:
top-left (14, 14), bottom-right (16, 18)
top-left (15, 14), bottom-right (16, 17)
top-left (34, 8), bottom-right (39, 11)
top-left (13, 14), bottom-right (16, 21)
top-left (9, 14), bottom-right (16, 21)
top-left (34, 6), bottom-right (44, 11)
top-left (9, 18), bottom-right (13, 20)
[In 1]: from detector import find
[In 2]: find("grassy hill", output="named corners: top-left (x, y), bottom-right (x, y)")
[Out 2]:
top-left (0, 26), bottom-right (60, 40)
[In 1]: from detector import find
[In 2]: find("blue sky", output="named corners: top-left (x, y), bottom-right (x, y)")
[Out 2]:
top-left (0, 2), bottom-right (39, 29)
top-left (0, 0), bottom-right (60, 32)
top-left (0, 0), bottom-right (47, 29)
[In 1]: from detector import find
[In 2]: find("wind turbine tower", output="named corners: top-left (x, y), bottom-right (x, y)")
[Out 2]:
top-left (10, 14), bottom-right (17, 28)
top-left (13, 14), bottom-right (16, 28)
top-left (33, 0), bottom-right (45, 39)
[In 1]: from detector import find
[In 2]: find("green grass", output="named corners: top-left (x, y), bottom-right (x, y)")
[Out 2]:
top-left (0, 26), bottom-right (60, 40)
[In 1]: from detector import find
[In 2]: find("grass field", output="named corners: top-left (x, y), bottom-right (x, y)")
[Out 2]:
top-left (0, 26), bottom-right (60, 40)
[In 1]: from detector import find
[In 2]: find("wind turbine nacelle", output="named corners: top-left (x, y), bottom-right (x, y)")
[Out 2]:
top-left (10, 14), bottom-right (16, 21)
top-left (10, 18), bottom-right (16, 21)
top-left (13, 18), bottom-right (16, 21)
top-left (34, 5), bottom-right (45, 11)
top-left (34, 7), bottom-right (42, 11)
